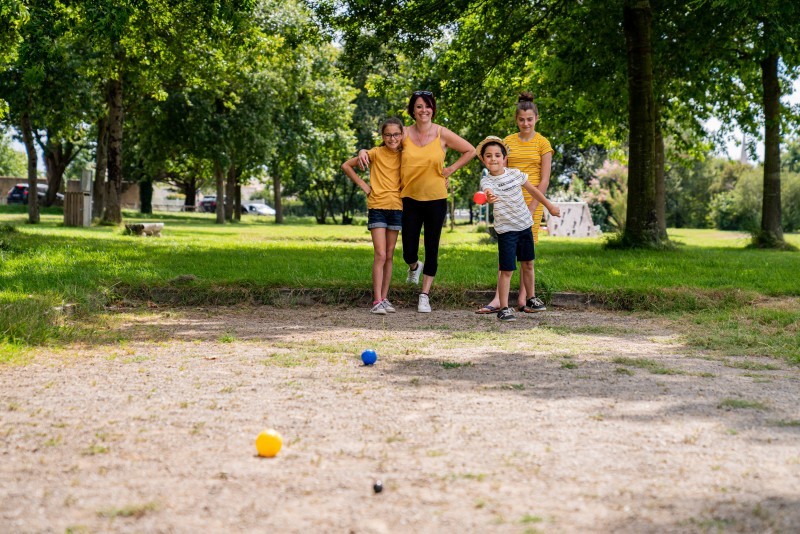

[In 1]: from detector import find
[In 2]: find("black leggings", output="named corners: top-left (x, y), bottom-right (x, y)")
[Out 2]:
top-left (402, 198), bottom-right (448, 278)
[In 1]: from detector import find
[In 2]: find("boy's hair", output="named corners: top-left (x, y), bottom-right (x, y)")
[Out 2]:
top-left (516, 91), bottom-right (539, 116)
top-left (481, 141), bottom-right (507, 159)
top-left (379, 117), bottom-right (404, 149)
top-left (475, 135), bottom-right (510, 162)
top-left (407, 90), bottom-right (436, 121)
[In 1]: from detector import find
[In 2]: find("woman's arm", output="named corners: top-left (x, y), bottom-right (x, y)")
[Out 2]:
top-left (341, 156), bottom-right (372, 196)
top-left (440, 127), bottom-right (476, 178)
top-left (529, 150), bottom-right (553, 212)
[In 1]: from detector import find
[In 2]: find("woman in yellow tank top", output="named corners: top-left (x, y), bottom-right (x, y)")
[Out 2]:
top-left (359, 91), bottom-right (474, 313)
top-left (476, 92), bottom-right (554, 315)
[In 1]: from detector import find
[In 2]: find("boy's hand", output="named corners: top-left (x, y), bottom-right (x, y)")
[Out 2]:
top-left (485, 189), bottom-right (497, 204)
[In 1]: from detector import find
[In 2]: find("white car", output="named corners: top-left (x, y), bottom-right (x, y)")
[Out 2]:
top-left (244, 203), bottom-right (276, 216)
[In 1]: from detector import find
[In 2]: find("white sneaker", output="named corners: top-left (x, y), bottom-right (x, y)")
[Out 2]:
top-left (406, 261), bottom-right (424, 284)
top-left (417, 293), bottom-right (431, 313)
top-left (371, 302), bottom-right (387, 315)
top-left (381, 299), bottom-right (396, 313)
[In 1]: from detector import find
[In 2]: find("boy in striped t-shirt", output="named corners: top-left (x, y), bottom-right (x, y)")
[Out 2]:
top-left (477, 136), bottom-right (560, 322)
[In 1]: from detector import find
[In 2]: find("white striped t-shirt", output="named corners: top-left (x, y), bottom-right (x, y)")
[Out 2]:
top-left (480, 168), bottom-right (534, 234)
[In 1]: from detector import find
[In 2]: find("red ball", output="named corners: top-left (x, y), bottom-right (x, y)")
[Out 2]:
top-left (473, 191), bottom-right (487, 205)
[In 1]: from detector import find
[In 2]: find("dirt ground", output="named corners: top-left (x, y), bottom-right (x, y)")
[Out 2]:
top-left (2, 305), bottom-right (799, 533)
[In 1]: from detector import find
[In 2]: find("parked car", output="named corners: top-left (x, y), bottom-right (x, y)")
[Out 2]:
top-left (243, 203), bottom-right (276, 216)
top-left (200, 195), bottom-right (217, 212)
top-left (200, 195), bottom-right (250, 215)
top-left (6, 183), bottom-right (64, 205)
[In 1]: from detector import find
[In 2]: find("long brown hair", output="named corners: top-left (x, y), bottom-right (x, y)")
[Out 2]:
top-left (516, 91), bottom-right (539, 117)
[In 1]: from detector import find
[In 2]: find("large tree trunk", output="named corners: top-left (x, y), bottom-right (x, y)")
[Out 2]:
top-left (20, 113), bottom-right (39, 224)
top-left (757, 52), bottom-right (784, 245)
top-left (225, 162), bottom-right (235, 221)
top-left (234, 183), bottom-right (241, 222)
top-left (93, 115), bottom-right (108, 219)
top-left (40, 136), bottom-right (78, 207)
top-left (622, 0), bottom-right (660, 247)
top-left (184, 176), bottom-right (198, 211)
top-left (273, 170), bottom-right (283, 224)
top-left (103, 77), bottom-right (124, 224)
top-left (140, 180), bottom-right (153, 214)
top-left (654, 104), bottom-right (667, 240)
top-left (214, 160), bottom-right (225, 224)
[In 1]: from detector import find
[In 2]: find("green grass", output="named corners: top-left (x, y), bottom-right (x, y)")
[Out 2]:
top-left (1, 207), bottom-right (799, 360)
top-left (612, 357), bottom-right (685, 375)
top-left (718, 398), bottom-right (769, 410)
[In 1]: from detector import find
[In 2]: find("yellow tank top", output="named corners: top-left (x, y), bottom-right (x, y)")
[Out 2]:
top-left (366, 146), bottom-right (402, 210)
top-left (400, 129), bottom-right (447, 200)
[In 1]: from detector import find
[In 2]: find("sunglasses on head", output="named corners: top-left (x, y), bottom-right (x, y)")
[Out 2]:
top-left (413, 90), bottom-right (433, 96)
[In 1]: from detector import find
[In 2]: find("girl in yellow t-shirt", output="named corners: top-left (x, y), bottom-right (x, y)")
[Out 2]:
top-left (341, 118), bottom-right (404, 315)
top-left (476, 92), bottom-right (554, 315)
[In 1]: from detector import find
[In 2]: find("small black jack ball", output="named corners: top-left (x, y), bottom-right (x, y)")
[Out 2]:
top-left (373, 481), bottom-right (383, 493)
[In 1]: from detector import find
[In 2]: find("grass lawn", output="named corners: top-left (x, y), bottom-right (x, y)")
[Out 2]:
top-left (1, 206), bottom-right (798, 361)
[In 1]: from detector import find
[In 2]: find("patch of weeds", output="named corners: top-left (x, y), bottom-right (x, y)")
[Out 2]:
top-left (261, 353), bottom-right (310, 368)
top-left (386, 432), bottom-right (405, 443)
top-left (680, 306), bottom-right (800, 364)
top-left (451, 472), bottom-right (487, 482)
top-left (7, 401), bottom-right (20, 411)
top-left (426, 449), bottom-right (445, 457)
top-left (409, 377), bottom-right (421, 386)
top-left (561, 361), bottom-right (578, 369)
top-left (82, 444), bottom-right (110, 456)
top-left (44, 435), bottom-right (63, 447)
top-left (474, 499), bottom-right (486, 509)
top-left (769, 420), bottom-right (800, 427)
top-left (718, 398), bottom-right (768, 410)
top-left (724, 360), bottom-right (781, 371)
top-left (65, 527), bottom-right (89, 534)
top-left (520, 514), bottom-right (544, 524)
top-left (219, 333), bottom-right (236, 343)
top-left (590, 413), bottom-right (605, 421)
top-left (612, 356), bottom-right (685, 375)
top-left (97, 501), bottom-right (160, 519)
top-left (440, 361), bottom-right (473, 369)
top-left (689, 371), bottom-right (716, 378)
top-left (615, 367), bottom-right (634, 376)
top-left (218, 384), bottom-right (237, 394)
top-left (122, 355), bottom-right (149, 364)
top-left (190, 422), bottom-right (206, 435)
top-left (685, 516), bottom-right (736, 530)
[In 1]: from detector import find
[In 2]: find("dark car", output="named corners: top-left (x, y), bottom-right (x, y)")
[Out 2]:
top-left (200, 195), bottom-right (248, 215)
top-left (6, 183), bottom-right (64, 205)
top-left (200, 195), bottom-right (217, 213)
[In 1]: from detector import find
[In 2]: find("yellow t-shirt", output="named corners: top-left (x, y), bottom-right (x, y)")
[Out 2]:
top-left (400, 130), bottom-right (447, 200)
top-left (504, 132), bottom-right (554, 243)
top-left (366, 146), bottom-right (402, 210)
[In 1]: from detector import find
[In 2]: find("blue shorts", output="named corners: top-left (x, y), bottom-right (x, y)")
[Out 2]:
top-left (368, 209), bottom-right (403, 230)
top-left (497, 227), bottom-right (535, 271)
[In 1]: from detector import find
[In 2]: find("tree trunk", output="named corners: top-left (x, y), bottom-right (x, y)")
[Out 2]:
top-left (103, 77), bottom-right (124, 224)
top-left (184, 177), bottom-right (197, 211)
top-left (225, 163), bottom-right (235, 221)
top-left (140, 180), bottom-right (153, 214)
top-left (93, 115), bottom-right (108, 220)
top-left (234, 183), bottom-right (241, 222)
top-left (214, 160), bottom-right (225, 224)
top-left (622, 0), bottom-right (660, 247)
top-left (40, 137), bottom-right (77, 207)
top-left (273, 170), bottom-right (283, 224)
top-left (654, 104), bottom-right (667, 240)
top-left (758, 52), bottom-right (784, 245)
top-left (20, 113), bottom-right (39, 224)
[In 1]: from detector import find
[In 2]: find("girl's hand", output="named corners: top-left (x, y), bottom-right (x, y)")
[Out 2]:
top-left (363, 184), bottom-right (372, 196)
top-left (357, 149), bottom-right (370, 170)
top-left (547, 203), bottom-right (560, 217)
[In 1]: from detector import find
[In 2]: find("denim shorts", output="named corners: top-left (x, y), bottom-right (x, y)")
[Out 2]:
top-left (497, 227), bottom-right (535, 271)
top-left (368, 209), bottom-right (403, 230)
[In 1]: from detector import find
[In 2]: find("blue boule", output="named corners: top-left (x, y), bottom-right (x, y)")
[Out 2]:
top-left (361, 349), bottom-right (378, 365)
